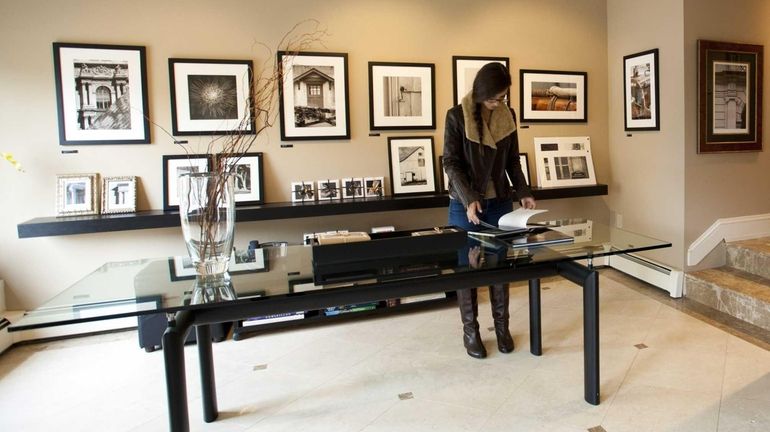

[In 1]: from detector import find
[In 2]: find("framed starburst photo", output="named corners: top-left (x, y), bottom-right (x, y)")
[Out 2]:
top-left (169, 58), bottom-right (254, 136)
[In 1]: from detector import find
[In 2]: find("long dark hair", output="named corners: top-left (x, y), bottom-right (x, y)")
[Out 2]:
top-left (471, 62), bottom-right (511, 143)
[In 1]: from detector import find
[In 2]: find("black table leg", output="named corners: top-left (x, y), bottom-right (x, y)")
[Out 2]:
top-left (162, 310), bottom-right (194, 432)
top-left (196, 325), bottom-right (218, 422)
top-left (528, 279), bottom-right (542, 356)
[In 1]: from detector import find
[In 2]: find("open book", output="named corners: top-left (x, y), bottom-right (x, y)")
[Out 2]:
top-left (468, 208), bottom-right (549, 238)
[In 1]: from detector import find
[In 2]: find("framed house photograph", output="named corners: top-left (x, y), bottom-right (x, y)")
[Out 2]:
top-left (387, 136), bottom-right (437, 197)
top-left (533, 136), bottom-right (596, 188)
top-left (364, 177), bottom-right (385, 198)
top-left (53, 42), bottom-right (150, 145)
top-left (520, 69), bottom-right (587, 123)
top-left (277, 51), bottom-right (350, 141)
top-left (101, 176), bottom-right (137, 214)
top-left (342, 177), bottom-right (365, 199)
top-left (368, 62), bottom-right (436, 130)
top-left (452, 56), bottom-right (510, 105)
top-left (169, 58), bottom-right (254, 136)
top-left (698, 40), bottom-right (763, 153)
top-left (317, 179), bottom-right (340, 200)
top-left (624, 49), bottom-right (660, 131)
top-left (222, 152), bottom-right (263, 206)
top-left (56, 173), bottom-right (99, 216)
top-left (162, 154), bottom-right (210, 211)
top-left (291, 181), bottom-right (316, 203)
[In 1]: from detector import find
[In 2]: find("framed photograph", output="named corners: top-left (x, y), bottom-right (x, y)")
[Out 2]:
top-left (342, 177), bottom-right (365, 199)
top-left (368, 62), bottom-right (436, 130)
top-left (364, 177), bottom-right (385, 197)
top-left (52, 42), bottom-right (150, 145)
top-left (623, 49), bottom-right (660, 131)
top-left (452, 56), bottom-right (510, 105)
top-left (698, 40), bottom-right (763, 153)
top-left (387, 136), bottom-right (437, 197)
top-left (222, 152), bottom-right (263, 206)
top-left (56, 173), bottom-right (99, 216)
top-left (101, 176), bottom-right (137, 214)
top-left (317, 179), bottom-right (340, 200)
top-left (169, 58), bottom-right (254, 136)
top-left (291, 181), bottom-right (316, 202)
top-left (520, 69), bottom-right (587, 123)
top-left (534, 137), bottom-right (596, 188)
top-left (162, 154), bottom-right (210, 211)
top-left (438, 156), bottom-right (450, 193)
top-left (278, 51), bottom-right (350, 141)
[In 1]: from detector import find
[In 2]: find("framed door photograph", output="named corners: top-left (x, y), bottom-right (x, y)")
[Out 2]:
top-left (520, 69), bottom-right (587, 123)
top-left (101, 176), bottom-right (137, 214)
top-left (222, 152), bottom-right (264, 206)
top-left (623, 48), bottom-right (660, 131)
top-left (56, 173), bottom-right (100, 216)
top-left (162, 154), bottom-right (210, 211)
top-left (452, 56), bottom-right (510, 105)
top-left (387, 136), bottom-right (437, 197)
top-left (368, 62), bottom-right (436, 130)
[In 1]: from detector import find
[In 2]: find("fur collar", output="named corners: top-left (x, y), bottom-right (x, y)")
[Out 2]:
top-left (460, 91), bottom-right (516, 148)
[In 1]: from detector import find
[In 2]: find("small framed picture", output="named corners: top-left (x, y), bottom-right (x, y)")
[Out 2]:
top-left (387, 136), bottom-right (437, 197)
top-left (291, 181), bottom-right (316, 202)
top-left (278, 51), bottom-right (350, 141)
top-left (533, 136), bottom-right (597, 188)
top-left (438, 156), bottom-right (450, 193)
top-left (168, 58), bottom-right (254, 136)
top-left (342, 177), bottom-right (365, 199)
top-left (222, 152), bottom-right (264, 206)
top-left (368, 61), bottom-right (436, 130)
top-left (317, 179), bottom-right (340, 200)
top-left (623, 49), bottom-right (660, 131)
top-left (56, 173), bottom-right (100, 216)
top-left (520, 69), bottom-right (587, 123)
top-left (52, 42), bottom-right (150, 145)
top-left (452, 56), bottom-right (510, 105)
top-left (364, 177), bottom-right (385, 197)
top-left (162, 155), bottom-right (210, 211)
top-left (101, 176), bottom-right (137, 214)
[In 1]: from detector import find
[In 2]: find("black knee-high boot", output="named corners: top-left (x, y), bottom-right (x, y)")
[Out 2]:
top-left (489, 284), bottom-right (514, 353)
top-left (456, 288), bottom-right (486, 359)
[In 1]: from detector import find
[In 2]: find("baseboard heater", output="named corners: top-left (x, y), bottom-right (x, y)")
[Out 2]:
top-left (607, 251), bottom-right (683, 298)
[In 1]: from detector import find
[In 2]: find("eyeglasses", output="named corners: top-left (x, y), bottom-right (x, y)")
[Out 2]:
top-left (485, 95), bottom-right (508, 104)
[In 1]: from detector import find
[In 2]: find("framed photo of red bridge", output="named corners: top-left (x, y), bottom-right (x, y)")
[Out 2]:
top-left (519, 69), bottom-right (587, 123)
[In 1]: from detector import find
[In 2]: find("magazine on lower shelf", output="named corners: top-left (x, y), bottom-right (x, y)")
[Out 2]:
top-left (399, 292), bottom-right (447, 304)
top-left (241, 311), bottom-right (305, 327)
top-left (323, 302), bottom-right (378, 316)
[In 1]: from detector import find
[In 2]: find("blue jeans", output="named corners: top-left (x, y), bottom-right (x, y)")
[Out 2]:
top-left (448, 198), bottom-right (513, 231)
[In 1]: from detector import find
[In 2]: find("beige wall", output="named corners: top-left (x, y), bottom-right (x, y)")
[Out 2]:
top-left (0, 0), bottom-right (609, 310)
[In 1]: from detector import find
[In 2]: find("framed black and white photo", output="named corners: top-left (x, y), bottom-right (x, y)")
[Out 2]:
top-left (533, 137), bottom-right (596, 188)
top-left (387, 136), bottom-right (437, 197)
top-left (222, 152), bottom-right (263, 206)
top-left (278, 51), bottom-right (350, 141)
top-left (317, 179), bottom-right (340, 200)
top-left (364, 177), bottom-right (384, 198)
top-left (452, 56), bottom-right (510, 105)
top-left (162, 154), bottom-right (210, 211)
top-left (56, 173), bottom-right (99, 216)
top-left (291, 181), bottom-right (316, 203)
top-left (342, 177), bottom-right (364, 199)
top-left (624, 49), bottom-right (660, 131)
top-left (520, 69), bottom-right (587, 123)
top-left (53, 42), bottom-right (150, 145)
top-left (169, 58), bottom-right (254, 136)
top-left (101, 176), bottom-right (137, 214)
top-left (368, 62), bottom-right (435, 130)
top-left (698, 40), bottom-right (763, 153)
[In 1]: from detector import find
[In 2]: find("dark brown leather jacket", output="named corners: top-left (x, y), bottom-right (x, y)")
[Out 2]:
top-left (442, 105), bottom-right (532, 208)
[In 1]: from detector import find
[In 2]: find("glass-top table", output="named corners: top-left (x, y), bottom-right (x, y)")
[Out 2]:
top-left (9, 220), bottom-right (670, 432)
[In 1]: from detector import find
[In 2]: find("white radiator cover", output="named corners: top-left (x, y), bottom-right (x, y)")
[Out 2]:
top-left (608, 252), bottom-right (683, 298)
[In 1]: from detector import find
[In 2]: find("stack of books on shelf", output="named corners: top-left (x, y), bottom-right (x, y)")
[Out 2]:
top-left (241, 311), bottom-right (305, 327)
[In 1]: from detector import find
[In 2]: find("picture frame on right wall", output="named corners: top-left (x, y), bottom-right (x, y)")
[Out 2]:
top-left (623, 48), bottom-right (660, 131)
top-left (520, 69), bottom-right (587, 123)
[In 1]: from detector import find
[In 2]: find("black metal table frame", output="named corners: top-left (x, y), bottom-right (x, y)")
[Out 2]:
top-left (161, 259), bottom-right (599, 432)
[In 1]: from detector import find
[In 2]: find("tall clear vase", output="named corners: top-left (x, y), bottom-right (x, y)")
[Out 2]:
top-left (178, 172), bottom-right (237, 304)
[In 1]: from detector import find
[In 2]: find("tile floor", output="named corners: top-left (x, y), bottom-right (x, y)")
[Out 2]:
top-left (1, 270), bottom-right (769, 432)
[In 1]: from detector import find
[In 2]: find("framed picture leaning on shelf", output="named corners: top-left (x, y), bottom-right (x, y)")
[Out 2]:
top-left (56, 173), bottom-right (100, 216)
top-left (452, 56), bottom-right (510, 106)
top-left (317, 179), bottom-right (340, 200)
top-left (520, 69), bottom-right (587, 123)
top-left (364, 177), bottom-right (384, 197)
top-left (291, 181), bottom-right (316, 203)
top-left (342, 177), bottom-right (365, 199)
top-left (387, 136), bottom-right (437, 197)
top-left (623, 48), bottom-right (660, 131)
top-left (101, 176), bottom-right (137, 214)
top-left (368, 61), bottom-right (436, 130)
top-left (221, 152), bottom-right (264, 206)
top-left (162, 154), bottom-right (210, 211)
top-left (533, 136), bottom-right (596, 188)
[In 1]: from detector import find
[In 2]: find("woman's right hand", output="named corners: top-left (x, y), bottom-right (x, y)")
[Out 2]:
top-left (466, 201), bottom-right (482, 225)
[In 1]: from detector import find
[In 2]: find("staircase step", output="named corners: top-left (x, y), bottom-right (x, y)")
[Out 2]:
top-left (685, 267), bottom-right (770, 332)
top-left (727, 237), bottom-right (770, 280)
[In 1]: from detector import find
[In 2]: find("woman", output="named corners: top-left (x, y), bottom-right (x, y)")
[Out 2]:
top-left (442, 62), bottom-right (536, 359)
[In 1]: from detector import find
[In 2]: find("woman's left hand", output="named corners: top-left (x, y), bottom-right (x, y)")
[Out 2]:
top-left (520, 197), bottom-right (536, 209)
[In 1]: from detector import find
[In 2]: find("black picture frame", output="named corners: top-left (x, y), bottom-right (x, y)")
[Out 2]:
top-left (277, 51), bottom-right (350, 141)
top-left (519, 69), bottom-right (587, 123)
top-left (698, 39), bottom-right (763, 153)
top-left (168, 58), bottom-right (255, 136)
top-left (53, 42), bottom-right (150, 145)
top-left (452, 56), bottom-right (510, 106)
top-left (162, 154), bottom-right (211, 211)
top-left (368, 61), bottom-right (436, 130)
top-left (221, 152), bottom-right (264, 206)
top-left (623, 49), bottom-right (660, 131)
top-left (387, 136), bottom-right (437, 197)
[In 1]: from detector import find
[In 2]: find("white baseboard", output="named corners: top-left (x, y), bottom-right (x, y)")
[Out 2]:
top-left (608, 253), bottom-right (683, 298)
top-left (2, 312), bottom-right (136, 348)
top-left (688, 213), bottom-right (770, 266)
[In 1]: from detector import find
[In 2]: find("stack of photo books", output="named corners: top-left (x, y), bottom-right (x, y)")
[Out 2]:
top-left (241, 311), bottom-right (305, 327)
top-left (467, 208), bottom-right (574, 249)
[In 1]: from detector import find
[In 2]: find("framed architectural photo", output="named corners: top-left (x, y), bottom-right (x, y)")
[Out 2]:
top-left (222, 152), bottom-right (263, 206)
top-left (277, 51), bottom-right (350, 141)
top-left (52, 42), bottom-right (150, 145)
top-left (56, 173), bottom-right (99, 216)
top-left (169, 58), bottom-right (254, 136)
top-left (364, 177), bottom-right (385, 197)
top-left (452, 56), bottom-right (510, 105)
top-left (520, 69), bottom-right (587, 122)
top-left (533, 137), bottom-right (596, 188)
top-left (387, 136), bottom-right (437, 197)
top-left (623, 49), bottom-right (660, 131)
top-left (368, 62), bottom-right (435, 130)
top-left (101, 176), bottom-right (137, 214)
top-left (342, 177), bottom-right (364, 199)
top-left (698, 40), bottom-right (763, 153)
top-left (162, 154), bottom-right (210, 211)
top-left (291, 181), bottom-right (316, 202)
top-left (317, 179), bottom-right (340, 200)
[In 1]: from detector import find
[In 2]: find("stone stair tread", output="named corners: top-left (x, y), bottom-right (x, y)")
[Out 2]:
top-left (729, 237), bottom-right (770, 255)
top-left (688, 266), bottom-right (770, 304)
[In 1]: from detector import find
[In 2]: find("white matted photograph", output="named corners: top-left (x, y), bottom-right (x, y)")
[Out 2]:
top-left (56, 173), bottom-right (100, 216)
top-left (291, 181), bottom-right (316, 203)
top-left (452, 56), bottom-right (509, 105)
top-left (222, 152), bottom-right (263, 206)
top-left (162, 154), bottom-right (210, 211)
top-left (342, 177), bottom-right (365, 199)
top-left (534, 136), bottom-right (596, 188)
top-left (317, 179), bottom-right (340, 200)
top-left (364, 177), bottom-right (385, 197)
top-left (623, 48), bottom-right (660, 131)
top-left (520, 69), bottom-right (587, 123)
top-left (101, 176), bottom-right (137, 214)
top-left (387, 136), bottom-right (437, 196)
top-left (368, 62), bottom-right (435, 130)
